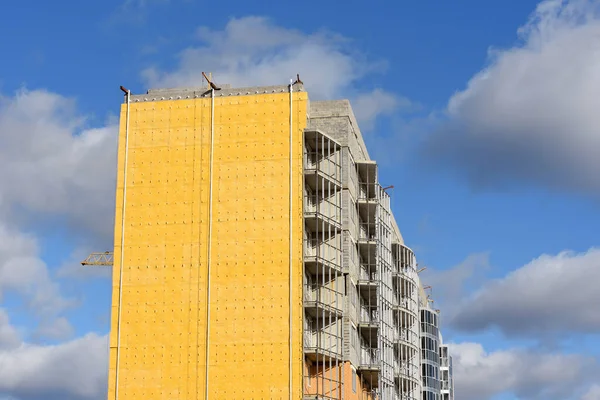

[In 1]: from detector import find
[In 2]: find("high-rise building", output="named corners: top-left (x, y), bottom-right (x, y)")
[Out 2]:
top-left (105, 80), bottom-right (453, 400)
top-left (440, 343), bottom-right (454, 400)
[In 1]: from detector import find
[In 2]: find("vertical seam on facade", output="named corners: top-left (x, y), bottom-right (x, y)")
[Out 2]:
top-left (195, 96), bottom-right (204, 398)
top-left (115, 89), bottom-right (130, 400)
top-left (188, 97), bottom-right (196, 399)
top-left (289, 81), bottom-right (294, 400)
top-left (205, 88), bottom-right (215, 400)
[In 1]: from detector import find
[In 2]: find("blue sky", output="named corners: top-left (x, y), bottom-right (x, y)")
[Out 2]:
top-left (1, 1), bottom-right (600, 399)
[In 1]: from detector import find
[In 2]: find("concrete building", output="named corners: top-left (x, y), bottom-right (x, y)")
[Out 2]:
top-left (105, 79), bottom-right (452, 400)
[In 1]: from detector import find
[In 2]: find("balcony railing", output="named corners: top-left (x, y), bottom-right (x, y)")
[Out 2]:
top-left (357, 182), bottom-right (378, 200)
top-left (304, 285), bottom-right (344, 308)
top-left (303, 330), bottom-right (343, 354)
top-left (360, 347), bottom-right (380, 367)
top-left (393, 295), bottom-right (418, 314)
top-left (359, 305), bottom-right (379, 325)
top-left (394, 328), bottom-right (419, 347)
top-left (359, 267), bottom-right (378, 282)
top-left (305, 239), bottom-right (341, 265)
top-left (358, 224), bottom-right (377, 241)
top-left (304, 152), bottom-right (341, 178)
top-left (305, 195), bottom-right (342, 222)
top-left (394, 359), bottom-right (419, 379)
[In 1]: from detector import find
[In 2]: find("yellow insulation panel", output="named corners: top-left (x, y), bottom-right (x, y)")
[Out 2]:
top-left (107, 91), bottom-right (307, 400)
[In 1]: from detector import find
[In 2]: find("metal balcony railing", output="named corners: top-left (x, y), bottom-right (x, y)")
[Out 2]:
top-left (304, 195), bottom-right (342, 222)
top-left (393, 295), bottom-right (418, 313)
top-left (303, 330), bottom-right (343, 354)
top-left (357, 182), bottom-right (378, 200)
top-left (358, 224), bottom-right (377, 241)
top-left (359, 267), bottom-right (378, 282)
top-left (360, 347), bottom-right (380, 367)
top-left (304, 285), bottom-right (344, 309)
top-left (304, 152), bottom-right (341, 178)
top-left (359, 305), bottom-right (379, 325)
top-left (394, 328), bottom-right (419, 347)
top-left (304, 239), bottom-right (341, 264)
top-left (394, 359), bottom-right (419, 379)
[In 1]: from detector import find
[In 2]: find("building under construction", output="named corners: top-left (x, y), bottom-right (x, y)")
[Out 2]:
top-left (95, 77), bottom-right (454, 400)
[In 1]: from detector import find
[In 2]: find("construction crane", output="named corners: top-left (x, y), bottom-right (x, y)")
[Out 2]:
top-left (81, 251), bottom-right (114, 266)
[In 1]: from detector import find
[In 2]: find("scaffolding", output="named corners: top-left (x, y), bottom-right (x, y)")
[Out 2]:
top-left (354, 162), bottom-right (395, 400)
top-left (303, 129), bottom-right (344, 400)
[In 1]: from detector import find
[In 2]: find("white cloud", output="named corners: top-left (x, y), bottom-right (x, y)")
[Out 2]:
top-left (34, 317), bottom-right (74, 341)
top-left (451, 248), bottom-right (600, 335)
top-left (423, 0), bottom-right (600, 195)
top-left (0, 88), bottom-right (116, 343)
top-left (353, 89), bottom-right (414, 131)
top-left (142, 16), bottom-right (403, 127)
top-left (0, 333), bottom-right (108, 400)
top-left (582, 384), bottom-right (600, 400)
top-left (0, 310), bottom-right (107, 399)
top-left (0, 309), bottom-right (20, 350)
top-left (0, 225), bottom-right (74, 320)
top-left (0, 88), bottom-right (117, 243)
top-left (451, 341), bottom-right (597, 400)
top-left (421, 252), bottom-right (491, 316)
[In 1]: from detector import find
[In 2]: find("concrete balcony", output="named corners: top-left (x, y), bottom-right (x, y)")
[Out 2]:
top-left (303, 330), bottom-right (343, 363)
top-left (358, 346), bottom-right (380, 388)
top-left (304, 284), bottom-right (344, 320)
top-left (304, 239), bottom-right (342, 276)
top-left (304, 195), bottom-right (342, 234)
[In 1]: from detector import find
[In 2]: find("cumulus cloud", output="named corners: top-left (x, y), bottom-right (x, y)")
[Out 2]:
top-left (0, 224), bottom-right (74, 321)
top-left (421, 252), bottom-right (491, 316)
top-left (0, 309), bottom-right (20, 350)
top-left (582, 384), bottom-right (600, 400)
top-left (0, 89), bottom-right (117, 243)
top-left (451, 248), bottom-right (600, 336)
top-left (0, 87), bottom-right (115, 398)
top-left (422, 0), bottom-right (600, 195)
top-left (142, 16), bottom-right (403, 127)
top-left (352, 89), bottom-right (414, 131)
top-left (0, 332), bottom-right (108, 400)
top-left (0, 88), bottom-right (117, 344)
top-left (451, 341), bottom-right (597, 400)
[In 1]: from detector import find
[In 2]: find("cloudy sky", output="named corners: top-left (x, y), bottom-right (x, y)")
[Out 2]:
top-left (1, 0), bottom-right (599, 399)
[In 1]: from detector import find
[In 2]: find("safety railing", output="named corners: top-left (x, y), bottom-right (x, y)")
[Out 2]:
top-left (304, 194), bottom-right (342, 222)
top-left (357, 182), bottom-right (379, 200)
top-left (304, 239), bottom-right (341, 265)
top-left (358, 223), bottom-right (377, 241)
top-left (304, 284), bottom-right (344, 309)
top-left (304, 152), bottom-right (341, 179)
top-left (303, 330), bottom-right (343, 354)
top-left (359, 305), bottom-right (379, 325)
top-left (359, 346), bottom-right (381, 367)
top-left (393, 295), bottom-right (418, 314)
top-left (394, 359), bottom-right (420, 379)
top-left (394, 328), bottom-right (420, 347)
top-left (359, 266), bottom-right (378, 282)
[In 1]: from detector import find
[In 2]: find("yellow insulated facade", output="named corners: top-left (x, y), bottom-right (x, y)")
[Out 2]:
top-left (107, 89), bottom-right (307, 399)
